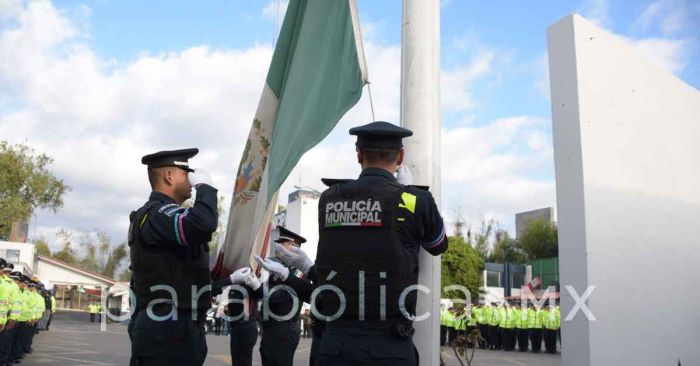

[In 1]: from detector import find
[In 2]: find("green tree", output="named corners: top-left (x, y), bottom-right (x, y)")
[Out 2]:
top-left (53, 228), bottom-right (77, 264)
top-left (79, 235), bottom-right (99, 272)
top-left (118, 267), bottom-right (131, 282)
top-left (490, 230), bottom-right (527, 263)
top-left (467, 219), bottom-right (494, 261)
top-left (35, 238), bottom-right (52, 257)
top-left (518, 218), bottom-right (558, 260)
top-left (0, 141), bottom-right (69, 238)
top-left (441, 235), bottom-right (484, 301)
top-left (103, 243), bottom-right (128, 278)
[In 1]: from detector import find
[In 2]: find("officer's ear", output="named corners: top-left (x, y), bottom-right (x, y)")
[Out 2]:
top-left (396, 149), bottom-right (405, 166)
top-left (356, 147), bottom-right (363, 165)
top-left (163, 168), bottom-right (175, 186)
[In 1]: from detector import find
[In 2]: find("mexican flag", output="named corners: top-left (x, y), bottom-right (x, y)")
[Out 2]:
top-left (212, 0), bottom-right (368, 277)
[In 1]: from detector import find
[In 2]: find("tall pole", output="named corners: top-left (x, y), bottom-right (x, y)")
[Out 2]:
top-left (401, 0), bottom-right (441, 365)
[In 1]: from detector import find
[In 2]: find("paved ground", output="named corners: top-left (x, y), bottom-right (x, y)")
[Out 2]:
top-left (22, 311), bottom-right (561, 365)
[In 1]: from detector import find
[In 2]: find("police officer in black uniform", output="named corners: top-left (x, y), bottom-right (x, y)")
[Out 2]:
top-left (261, 121), bottom-right (448, 366)
top-left (252, 226), bottom-right (309, 366)
top-left (226, 285), bottom-right (259, 366)
top-left (128, 148), bottom-right (218, 366)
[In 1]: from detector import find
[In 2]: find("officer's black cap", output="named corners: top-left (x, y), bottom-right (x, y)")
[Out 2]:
top-left (349, 121), bottom-right (413, 150)
top-left (275, 226), bottom-right (306, 245)
top-left (9, 271), bottom-right (21, 279)
top-left (0, 258), bottom-right (6, 268)
top-left (4, 263), bottom-right (13, 271)
top-left (141, 148), bottom-right (199, 173)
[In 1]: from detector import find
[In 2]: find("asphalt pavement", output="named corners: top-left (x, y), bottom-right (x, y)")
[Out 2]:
top-left (21, 311), bottom-right (561, 366)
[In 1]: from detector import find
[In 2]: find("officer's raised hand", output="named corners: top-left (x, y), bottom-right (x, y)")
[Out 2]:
top-left (254, 256), bottom-right (289, 281)
top-left (395, 164), bottom-right (413, 185)
top-left (274, 243), bottom-right (314, 275)
top-left (188, 169), bottom-right (213, 188)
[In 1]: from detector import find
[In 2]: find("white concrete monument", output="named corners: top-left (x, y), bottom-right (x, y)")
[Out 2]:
top-left (548, 14), bottom-right (700, 365)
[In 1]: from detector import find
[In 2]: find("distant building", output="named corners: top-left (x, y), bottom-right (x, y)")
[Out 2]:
top-left (515, 207), bottom-right (557, 239)
top-left (273, 187), bottom-right (321, 260)
top-left (0, 241), bottom-right (116, 311)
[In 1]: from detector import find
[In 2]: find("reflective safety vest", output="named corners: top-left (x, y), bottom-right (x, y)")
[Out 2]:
top-left (7, 282), bottom-right (21, 321)
top-left (19, 290), bottom-right (32, 322)
top-left (515, 307), bottom-right (528, 329)
top-left (455, 313), bottom-right (467, 330)
top-left (486, 306), bottom-right (499, 326)
top-left (474, 307), bottom-right (485, 324)
top-left (440, 310), bottom-right (451, 326)
top-left (51, 296), bottom-right (56, 313)
top-left (468, 310), bottom-right (477, 327)
top-left (528, 308), bottom-right (542, 328)
top-left (497, 307), bottom-right (507, 327)
top-left (543, 309), bottom-right (559, 330)
top-left (502, 307), bottom-right (515, 329)
top-left (0, 276), bottom-right (9, 325)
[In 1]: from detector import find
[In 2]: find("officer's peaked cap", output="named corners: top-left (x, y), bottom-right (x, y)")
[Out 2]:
top-left (141, 148), bottom-right (199, 172)
top-left (349, 121), bottom-right (413, 150)
top-left (275, 226), bottom-right (306, 245)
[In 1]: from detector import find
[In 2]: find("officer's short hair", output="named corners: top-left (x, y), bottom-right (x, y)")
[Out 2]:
top-left (147, 167), bottom-right (163, 189)
top-left (360, 148), bottom-right (400, 165)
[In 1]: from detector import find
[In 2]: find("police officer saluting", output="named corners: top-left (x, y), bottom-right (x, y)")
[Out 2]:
top-left (261, 121), bottom-right (448, 365)
top-left (128, 148), bottom-right (218, 366)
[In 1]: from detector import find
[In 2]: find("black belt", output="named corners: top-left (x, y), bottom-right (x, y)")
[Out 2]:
top-left (327, 319), bottom-right (415, 338)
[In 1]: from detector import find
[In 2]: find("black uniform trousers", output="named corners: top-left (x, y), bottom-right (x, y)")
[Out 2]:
top-left (500, 328), bottom-right (510, 350)
top-left (488, 325), bottom-right (500, 349)
top-left (517, 328), bottom-right (529, 351)
top-left (543, 329), bottom-right (557, 354)
top-left (439, 325), bottom-right (447, 347)
top-left (316, 327), bottom-right (417, 366)
top-left (530, 328), bottom-right (543, 353)
top-left (310, 326), bottom-right (323, 366)
top-left (10, 322), bottom-right (28, 361)
top-left (0, 325), bottom-right (18, 363)
top-left (129, 308), bottom-right (207, 366)
top-left (260, 320), bottom-right (300, 366)
top-left (477, 324), bottom-right (488, 349)
top-left (447, 327), bottom-right (457, 346)
top-left (229, 320), bottom-right (258, 366)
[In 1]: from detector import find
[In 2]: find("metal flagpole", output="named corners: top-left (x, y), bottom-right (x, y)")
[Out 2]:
top-left (400, 0), bottom-right (441, 365)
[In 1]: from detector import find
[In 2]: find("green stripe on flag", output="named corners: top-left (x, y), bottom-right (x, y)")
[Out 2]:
top-left (265, 0), bottom-right (365, 202)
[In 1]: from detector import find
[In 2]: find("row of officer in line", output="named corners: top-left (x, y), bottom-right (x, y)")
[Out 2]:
top-left (440, 302), bottom-right (561, 354)
top-left (128, 121), bottom-right (448, 365)
top-left (0, 259), bottom-right (56, 366)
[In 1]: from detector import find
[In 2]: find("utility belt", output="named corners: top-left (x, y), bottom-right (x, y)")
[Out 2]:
top-left (327, 319), bottom-right (415, 339)
top-left (135, 303), bottom-right (206, 322)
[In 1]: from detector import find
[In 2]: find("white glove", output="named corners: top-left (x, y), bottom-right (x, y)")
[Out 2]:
top-left (229, 267), bottom-right (251, 285)
top-left (243, 270), bottom-right (261, 290)
top-left (396, 165), bottom-right (413, 185)
top-left (254, 256), bottom-right (289, 281)
top-left (274, 243), bottom-right (313, 275)
top-left (188, 169), bottom-right (212, 187)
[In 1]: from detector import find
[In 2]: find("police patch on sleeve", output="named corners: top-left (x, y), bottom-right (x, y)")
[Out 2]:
top-left (324, 199), bottom-right (384, 228)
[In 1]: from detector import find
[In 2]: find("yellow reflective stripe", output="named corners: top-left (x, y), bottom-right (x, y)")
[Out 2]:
top-left (140, 213), bottom-right (149, 228)
top-left (398, 192), bottom-right (417, 214)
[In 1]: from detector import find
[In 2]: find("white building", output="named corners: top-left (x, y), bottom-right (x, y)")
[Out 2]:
top-left (273, 187), bottom-right (320, 260)
top-left (0, 241), bottom-right (116, 310)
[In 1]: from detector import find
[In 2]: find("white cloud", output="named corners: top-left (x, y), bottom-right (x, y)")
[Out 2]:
top-left (2, 1), bottom-right (555, 250)
top-left (628, 37), bottom-right (689, 75)
top-left (578, 0), bottom-right (611, 28)
top-left (261, 0), bottom-right (289, 25)
top-left (634, 0), bottom-right (694, 36)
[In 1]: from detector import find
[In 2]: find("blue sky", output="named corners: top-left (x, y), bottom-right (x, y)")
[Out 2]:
top-left (1, 0), bottom-right (698, 250)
